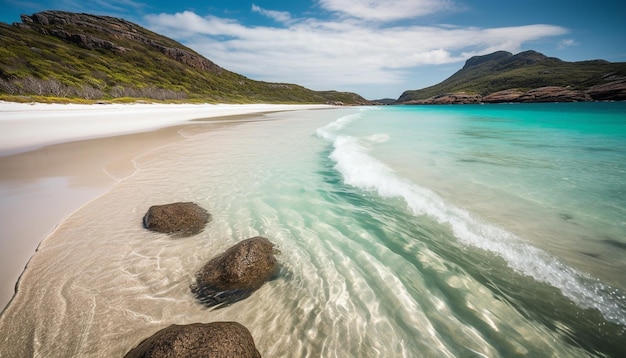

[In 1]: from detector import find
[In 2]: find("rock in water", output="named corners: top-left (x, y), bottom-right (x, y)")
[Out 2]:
top-left (192, 237), bottom-right (278, 308)
top-left (124, 322), bottom-right (261, 358)
top-left (143, 202), bottom-right (210, 237)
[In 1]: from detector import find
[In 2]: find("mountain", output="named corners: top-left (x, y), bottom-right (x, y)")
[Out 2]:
top-left (0, 11), bottom-right (369, 104)
top-left (397, 50), bottom-right (626, 104)
top-left (370, 98), bottom-right (397, 105)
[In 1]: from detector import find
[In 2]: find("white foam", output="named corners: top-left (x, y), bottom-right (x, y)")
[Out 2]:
top-left (315, 110), bottom-right (365, 141)
top-left (317, 115), bottom-right (626, 326)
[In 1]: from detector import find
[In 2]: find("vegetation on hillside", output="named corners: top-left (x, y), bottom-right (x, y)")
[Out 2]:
top-left (0, 11), bottom-right (369, 104)
top-left (397, 50), bottom-right (626, 102)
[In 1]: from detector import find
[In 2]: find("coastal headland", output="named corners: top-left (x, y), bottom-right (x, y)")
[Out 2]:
top-left (396, 50), bottom-right (626, 104)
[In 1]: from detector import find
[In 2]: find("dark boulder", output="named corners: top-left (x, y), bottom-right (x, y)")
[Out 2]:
top-left (192, 237), bottom-right (279, 308)
top-left (124, 322), bottom-right (261, 358)
top-left (143, 202), bottom-right (211, 237)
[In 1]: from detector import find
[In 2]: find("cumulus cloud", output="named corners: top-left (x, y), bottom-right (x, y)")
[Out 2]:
top-left (145, 11), bottom-right (245, 37)
top-left (143, 4), bottom-right (567, 97)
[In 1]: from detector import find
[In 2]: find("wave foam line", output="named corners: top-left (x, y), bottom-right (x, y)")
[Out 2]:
top-left (316, 117), bottom-right (626, 327)
top-left (315, 110), bottom-right (365, 141)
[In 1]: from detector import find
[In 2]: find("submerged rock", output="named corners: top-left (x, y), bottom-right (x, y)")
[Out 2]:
top-left (124, 322), bottom-right (261, 358)
top-left (143, 202), bottom-right (210, 237)
top-left (192, 236), bottom-right (279, 308)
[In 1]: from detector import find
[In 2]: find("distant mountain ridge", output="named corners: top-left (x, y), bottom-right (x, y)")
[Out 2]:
top-left (397, 50), bottom-right (626, 104)
top-left (0, 11), bottom-right (369, 104)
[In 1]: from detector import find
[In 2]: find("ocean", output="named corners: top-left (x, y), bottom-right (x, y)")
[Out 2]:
top-left (0, 103), bottom-right (625, 357)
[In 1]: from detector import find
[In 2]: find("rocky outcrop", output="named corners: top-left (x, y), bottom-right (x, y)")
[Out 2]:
top-left (143, 202), bottom-right (211, 237)
top-left (514, 86), bottom-right (590, 102)
top-left (481, 89), bottom-right (525, 103)
top-left (157, 46), bottom-right (220, 72)
top-left (586, 79), bottom-right (626, 101)
top-left (406, 85), bottom-right (619, 105)
top-left (17, 11), bottom-right (223, 73)
top-left (481, 86), bottom-right (591, 103)
top-left (404, 93), bottom-right (482, 105)
top-left (39, 27), bottom-right (128, 54)
top-left (401, 82), bottom-right (626, 105)
top-left (125, 322), bottom-right (261, 358)
top-left (191, 237), bottom-right (279, 308)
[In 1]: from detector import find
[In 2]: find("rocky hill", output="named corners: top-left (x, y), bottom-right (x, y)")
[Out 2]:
top-left (397, 50), bottom-right (626, 104)
top-left (0, 11), bottom-right (369, 104)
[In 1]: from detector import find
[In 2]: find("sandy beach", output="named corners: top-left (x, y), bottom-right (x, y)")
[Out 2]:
top-left (1, 103), bottom-right (624, 357)
top-left (0, 101), bottom-right (330, 311)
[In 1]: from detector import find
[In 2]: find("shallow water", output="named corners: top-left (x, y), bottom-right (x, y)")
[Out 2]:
top-left (0, 105), bottom-right (624, 357)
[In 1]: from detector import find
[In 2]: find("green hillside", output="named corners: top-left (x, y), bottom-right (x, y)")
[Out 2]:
top-left (0, 11), bottom-right (369, 104)
top-left (397, 50), bottom-right (626, 103)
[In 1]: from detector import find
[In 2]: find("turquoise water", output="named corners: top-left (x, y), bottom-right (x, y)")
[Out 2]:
top-left (314, 103), bottom-right (626, 355)
top-left (1, 103), bottom-right (625, 357)
top-left (320, 103), bottom-right (626, 289)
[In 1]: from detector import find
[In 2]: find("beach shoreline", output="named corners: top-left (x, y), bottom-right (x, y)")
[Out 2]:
top-left (0, 101), bottom-right (333, 156)
top-left (1, 103), bottom-right (624, 357)
top-left (0, 101), bottom-right (331, 311)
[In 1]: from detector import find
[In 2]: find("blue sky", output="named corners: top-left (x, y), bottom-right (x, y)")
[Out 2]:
top-left (1, 0), bottom-right (625, 99)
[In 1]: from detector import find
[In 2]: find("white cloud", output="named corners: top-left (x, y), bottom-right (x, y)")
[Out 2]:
top-left (143, 9), bottom-right (568, 98)
top-left (144, 11), bottom-right (245, 37)
top-left (251, 4), bottom-right (292, 24)
top-left (557, 38), bottom-right (578, 49)
top-left (317, 0), bottom-right (455, 21)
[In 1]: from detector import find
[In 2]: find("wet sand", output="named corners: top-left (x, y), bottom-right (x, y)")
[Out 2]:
top-left (0, 102), bottom-right (329, 311)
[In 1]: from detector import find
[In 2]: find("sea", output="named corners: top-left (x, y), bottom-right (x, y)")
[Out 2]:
top-left (0, 102), bottom-right (625, 357)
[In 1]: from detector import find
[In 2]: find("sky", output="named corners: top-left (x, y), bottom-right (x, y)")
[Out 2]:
top-left (1, 1), bottom-right (625, 99)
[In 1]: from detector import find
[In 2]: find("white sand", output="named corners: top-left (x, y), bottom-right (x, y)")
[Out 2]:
top-left (0, 101), bottom-right (331, 311)
top-left (0, 101), bottom-right (329, 155)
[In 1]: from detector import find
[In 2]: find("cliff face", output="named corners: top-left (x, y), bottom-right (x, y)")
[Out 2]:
top-left (0, 11), bottom-right (369, 104)
top-left (397, 50), bottom-right (626, 104)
